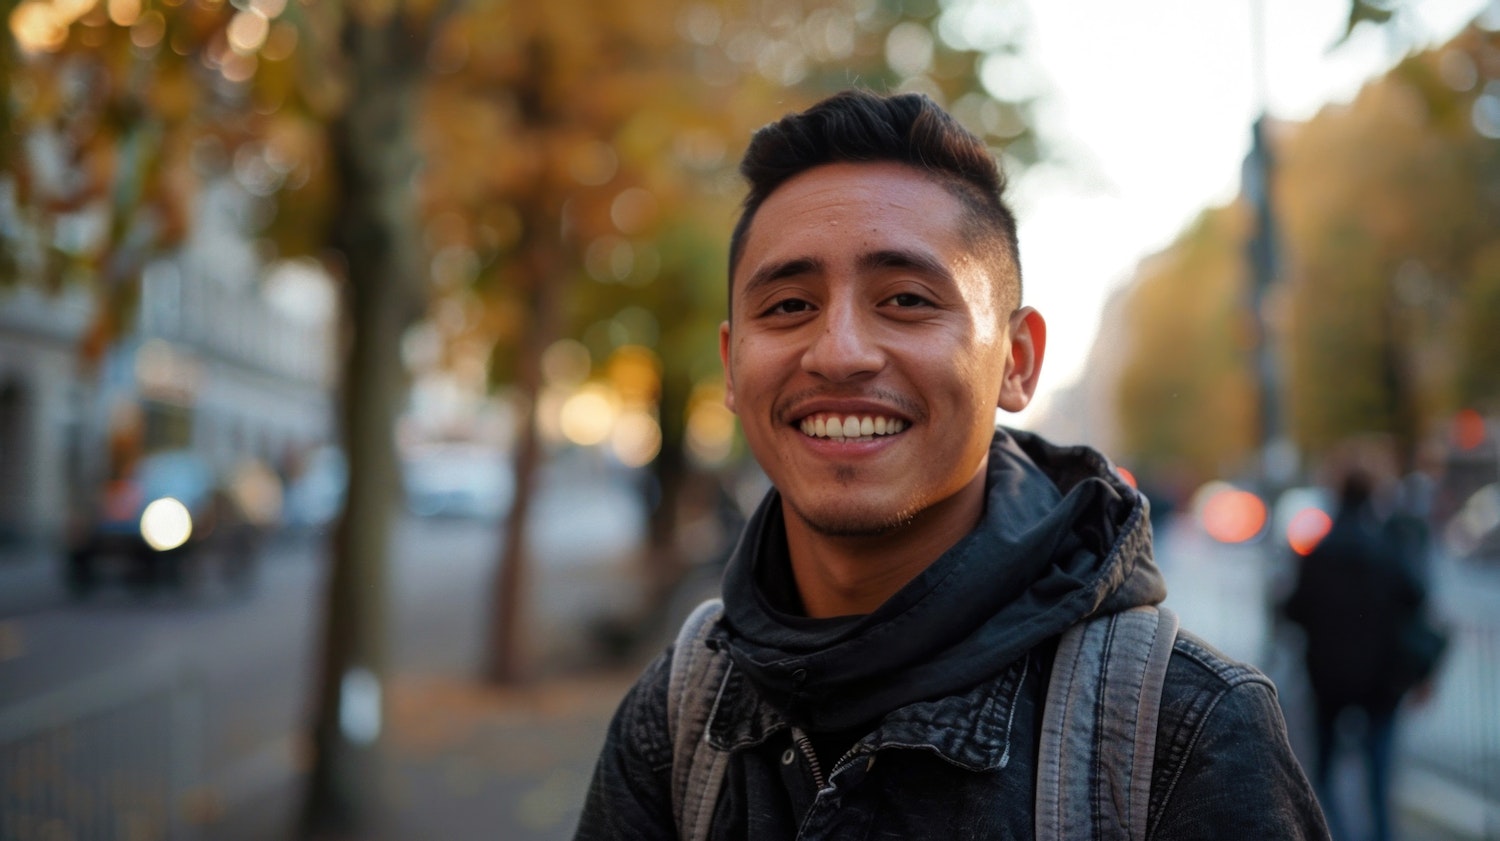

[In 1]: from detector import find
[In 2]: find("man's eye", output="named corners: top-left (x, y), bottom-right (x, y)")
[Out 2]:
top-left (766, 299), bottom-right (812, 315)
top-left (888, 293), bottom-right (930, 308)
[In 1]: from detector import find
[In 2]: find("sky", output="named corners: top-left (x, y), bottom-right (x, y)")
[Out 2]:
top-left (1007, 0), bottom-right (1493, 427)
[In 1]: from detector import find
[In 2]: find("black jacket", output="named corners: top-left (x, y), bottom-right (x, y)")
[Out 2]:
top-left (1285, 505), bottom-right (1427, 712)
top-left (576, 429), bottom-right (1328, 839)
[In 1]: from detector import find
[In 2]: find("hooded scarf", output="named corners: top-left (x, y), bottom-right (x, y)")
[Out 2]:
top-left (719, 427), bottom-right (1167, 731)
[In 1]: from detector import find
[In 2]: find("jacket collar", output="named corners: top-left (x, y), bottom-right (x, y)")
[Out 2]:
top-left (706, 637), bottom-right (1037, 774)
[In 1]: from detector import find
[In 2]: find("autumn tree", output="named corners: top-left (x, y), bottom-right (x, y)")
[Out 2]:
top-left (1114, 21), bottom-right (1500, 485)
top-left (1114, 206), bottom-right (1259, 487)
top-left (4, 0), bottom-right (433, 832)
top-left (1278, 23), bottom-right (1500, 469)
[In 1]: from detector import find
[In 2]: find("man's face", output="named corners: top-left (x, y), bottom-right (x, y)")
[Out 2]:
top-left (721, 161), bottom-right (1036, 537)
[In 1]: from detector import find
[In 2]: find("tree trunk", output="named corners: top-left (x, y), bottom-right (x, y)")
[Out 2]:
top-left (485, 36), bottom-right (569, 686)
top-left (298, 11), bottom-right (425, 838)
top-left (1382, 291), bottom-right (1420, 475)
top-left (486, 201), bottom-right (560, 685)
top-left (647, 367), bottom-right (692, 598)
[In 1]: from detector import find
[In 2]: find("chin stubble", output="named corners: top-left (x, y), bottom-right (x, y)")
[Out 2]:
top-left (786, 495), bottom-right (917, 538)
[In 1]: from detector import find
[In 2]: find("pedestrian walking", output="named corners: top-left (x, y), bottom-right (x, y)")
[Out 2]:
top-left (1286, 468), bottom-right (1443, 841)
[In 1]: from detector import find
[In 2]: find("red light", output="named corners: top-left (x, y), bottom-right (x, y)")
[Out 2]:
top-left (1116, 466), bottom-right (1138, 488)
top-left (1201, 490), bottom-right (1268, 544)
top-left (1287, 508), bottom-right (1333, 556)
top-left (1454, 409), bottom-right (1487, 451)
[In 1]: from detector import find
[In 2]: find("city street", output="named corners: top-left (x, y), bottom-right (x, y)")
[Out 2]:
top-left (0, 459), bottom-right (649, 840)
top-left (1, 500), bottom-right (1496, 839)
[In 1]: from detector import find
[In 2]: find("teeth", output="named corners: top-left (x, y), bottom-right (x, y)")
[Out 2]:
top-left (798, 413), bottom-right (907, 440)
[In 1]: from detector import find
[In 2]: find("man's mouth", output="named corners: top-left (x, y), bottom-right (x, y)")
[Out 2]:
top-left (797, 413), bottom-right (908, 441)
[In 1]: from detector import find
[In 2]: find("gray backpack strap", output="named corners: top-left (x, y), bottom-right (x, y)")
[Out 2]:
top-left (667, 598), bottom-right (732, 841)
top-left (1035, 605), bottom-right (1180, 841)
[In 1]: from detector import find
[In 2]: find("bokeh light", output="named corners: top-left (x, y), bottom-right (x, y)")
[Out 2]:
top-left (227, 8), bottom-right (269, 54)
top-left (686, 385), bottom-right (736, 467)
top-left (130, 9), bottom-right (165, 48)
top-left (609, 410), bottom-right (662, 468)
top-left (10, 1), bottom-right (70, 52)
top-left (107, 0), bottom-right (139, 27)
top-left (1454, 408), bottom-right (1488, 451)
top-left (559, 386), bottom-right (617, 447)
top-left (541, 339), bottom-right (592, 387)
top-left (1286, 507), bottom-right (1333, 556)
top-left (140, 497), bottom-right (193, 551)
top-left (606, 345), bottom-right (660, 406)
top-left (1197, 483), bottom-right (1268, 544)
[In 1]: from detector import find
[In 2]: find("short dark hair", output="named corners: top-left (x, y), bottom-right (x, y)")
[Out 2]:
top-left (728, 89), bottom-right (1022, 310)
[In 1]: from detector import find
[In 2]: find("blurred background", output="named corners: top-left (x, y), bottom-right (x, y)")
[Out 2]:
top-left (2, 0), bottom-right (1498, 838)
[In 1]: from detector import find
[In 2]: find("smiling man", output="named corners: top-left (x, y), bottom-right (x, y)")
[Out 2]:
top-left (575, 90), bottom-right (1328, 840)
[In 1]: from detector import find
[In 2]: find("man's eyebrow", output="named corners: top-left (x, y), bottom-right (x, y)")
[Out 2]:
top-left (859, 249), bottom-right (955, 283)
top-left (742, 257), bottom-right (824, 297)
top-left (739, 249), bottom-right (955, 297)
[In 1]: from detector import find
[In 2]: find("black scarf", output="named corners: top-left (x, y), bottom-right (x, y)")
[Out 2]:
top-left (719, 428), bottom-right (1166, 731)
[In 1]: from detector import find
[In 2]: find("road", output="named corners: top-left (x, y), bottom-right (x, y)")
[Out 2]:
top-left (0, 458), bottom-right (648, 840)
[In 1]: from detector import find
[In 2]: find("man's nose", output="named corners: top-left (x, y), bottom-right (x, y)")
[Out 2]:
top-left (800, 302), bottom-right (883, 381)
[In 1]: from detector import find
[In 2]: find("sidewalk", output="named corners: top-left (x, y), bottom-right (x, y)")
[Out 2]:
top-left (213, 668), bottom-right (638, 840)
top-left (0, 540), bottom-right (68, 619)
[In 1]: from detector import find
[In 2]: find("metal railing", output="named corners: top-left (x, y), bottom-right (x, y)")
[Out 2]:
top-left (1399, 611), bottom-right (1500, 839)
top-left (0, 654), bottom-right (202, 841)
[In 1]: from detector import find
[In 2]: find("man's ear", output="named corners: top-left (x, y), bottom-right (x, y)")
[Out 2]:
top-left (998, 307), bottom-right (1046, 413)
top-left (719, 320), bottom-right (737, 413)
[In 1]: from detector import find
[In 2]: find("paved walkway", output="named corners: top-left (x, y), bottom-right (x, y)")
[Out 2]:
top-left (212, 668), bottom-right (638, 840)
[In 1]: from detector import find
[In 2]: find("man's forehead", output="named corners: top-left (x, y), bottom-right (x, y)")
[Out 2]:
top-left (736, 163), bottom-right (968, 262)
top-left (757, 160), bottom-right (961, 211)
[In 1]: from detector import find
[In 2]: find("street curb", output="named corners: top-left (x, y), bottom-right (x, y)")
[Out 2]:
top-left (1399, 766), bottom-right (1500, 840)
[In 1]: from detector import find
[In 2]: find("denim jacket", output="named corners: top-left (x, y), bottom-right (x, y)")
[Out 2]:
top-left (575, 623), bottom-right (1328, 839)
top-left (575, 430), bottom-right (1329, 839)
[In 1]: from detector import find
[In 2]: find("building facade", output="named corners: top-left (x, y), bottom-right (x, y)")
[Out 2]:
top-left (0, 178), bottom-right (338, 546)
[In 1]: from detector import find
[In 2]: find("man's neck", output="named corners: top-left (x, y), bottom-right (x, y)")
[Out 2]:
top-left (782, 469), bottom-right (989, 618)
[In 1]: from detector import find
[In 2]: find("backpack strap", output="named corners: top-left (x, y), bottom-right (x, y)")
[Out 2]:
top-left (1035, 605), bottom-right (1180, 841)
top-left (667, 598), bottom-right (732, 841)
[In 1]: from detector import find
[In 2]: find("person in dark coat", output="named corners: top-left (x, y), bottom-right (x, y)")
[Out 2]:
top-left (1286, 469), bottom-right (1428, 841)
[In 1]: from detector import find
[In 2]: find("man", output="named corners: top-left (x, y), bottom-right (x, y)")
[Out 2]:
top-left (1286, 469), bottom-right (1436, 841)
top-left (576, 90), bottom-right (1327, 839)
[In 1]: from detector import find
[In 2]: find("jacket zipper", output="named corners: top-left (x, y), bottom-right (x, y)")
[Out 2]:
top-left (790, 727), bottom-right (828, 791)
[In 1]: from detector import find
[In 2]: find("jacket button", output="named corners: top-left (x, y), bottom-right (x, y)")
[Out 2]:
top-left (782, 748), bottom-right (796, 765)
top-left (791, 668), bottom-right (807, 685)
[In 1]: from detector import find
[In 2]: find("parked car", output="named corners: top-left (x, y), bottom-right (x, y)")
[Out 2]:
top-left (67, 450), bottom-right (263, 595)
top-left (281, 445), bottom-right (347, 536)
top-left (403, 444), bottom-right (513, 521)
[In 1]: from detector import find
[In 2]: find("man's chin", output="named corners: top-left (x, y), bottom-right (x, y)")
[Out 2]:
top-left (786, 498), bottom-right (915, 539)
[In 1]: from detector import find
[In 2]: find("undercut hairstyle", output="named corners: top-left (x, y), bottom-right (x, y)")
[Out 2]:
top-left (728, 89), bottom-right (1022, 312)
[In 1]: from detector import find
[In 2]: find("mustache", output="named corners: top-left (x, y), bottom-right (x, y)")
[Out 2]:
top-left (774, 386), bottom-right (925, 426)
